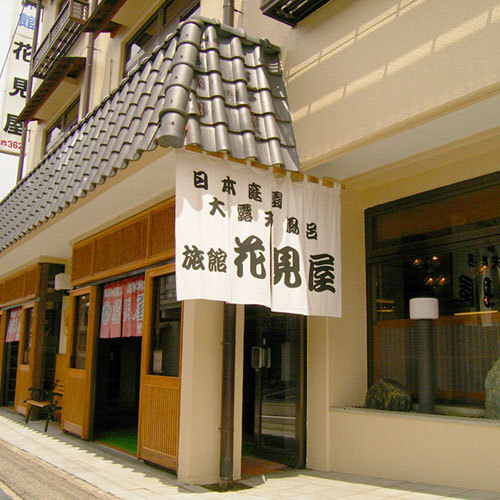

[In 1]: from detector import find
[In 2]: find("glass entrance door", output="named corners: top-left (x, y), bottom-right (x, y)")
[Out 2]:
top-left (243, 305), bottom-right (306, 467)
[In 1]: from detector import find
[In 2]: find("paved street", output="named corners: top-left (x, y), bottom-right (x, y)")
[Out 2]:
top-left (0, 438), bottom-right (115, 500)
top-left (0, 409), bottom-right (498, 499)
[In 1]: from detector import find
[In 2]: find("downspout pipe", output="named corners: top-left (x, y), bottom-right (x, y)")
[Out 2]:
top-left (220, 3), bottom-right (236, 488)
top-left (81, 0), bottom-right (96, 117)
top-left (16, 0), bottom-right (42, 183)
top-left (220, 303), bottom-right (236, 488)
top-left (223, 0), bottom-right (235, 26)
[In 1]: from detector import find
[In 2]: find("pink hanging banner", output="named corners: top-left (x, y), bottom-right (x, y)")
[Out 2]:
top-left (122, 275), bottom-right (145, 338)
top-left (5, 308), bottom-right (21, 343)
top-left (100, 281), bottom-right (123, 339)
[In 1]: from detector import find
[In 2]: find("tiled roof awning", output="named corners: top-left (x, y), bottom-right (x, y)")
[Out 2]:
top-left (0, 17), bottom-right (299, 253)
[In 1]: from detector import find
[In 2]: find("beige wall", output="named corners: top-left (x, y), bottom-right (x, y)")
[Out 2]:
top-left (241, 0), bottom-right (500, 167)
top-left (305, 122), bottom-right (500, 475)
top-left (330, 408), bottom-right (500, 491)
top-left (306, 187), bottom-right (368, 471)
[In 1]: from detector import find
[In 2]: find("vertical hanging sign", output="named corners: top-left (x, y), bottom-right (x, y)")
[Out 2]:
top-left (175, 150), bottom-right (342, 318)
top-left (100, 282), bottom-right (123, 339)
top-left (0, 3), bottom-right (36, 155)
top-left (122, 275), bottom-right (145, 338)
top-left (5, 307), bottom-right (22, 342)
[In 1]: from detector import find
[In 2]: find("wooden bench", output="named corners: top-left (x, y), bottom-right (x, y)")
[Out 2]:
top-left (24, 379), bottom-right (64, 432)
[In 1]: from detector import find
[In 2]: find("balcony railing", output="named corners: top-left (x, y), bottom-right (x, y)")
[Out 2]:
top-left (31, 0), bottom-right (89, 79)
top-left (260, 0), bottom-right (331, 26)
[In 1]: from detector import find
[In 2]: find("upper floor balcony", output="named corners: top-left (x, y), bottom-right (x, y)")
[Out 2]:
top-left (20, 0), bottom-right (126, 122)
top-left (31, 0), bottom-right (89, 80)
top-left (260, 0), bottom-right (331, 26)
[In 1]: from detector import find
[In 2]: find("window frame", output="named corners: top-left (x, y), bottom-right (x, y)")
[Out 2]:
top-left (44, 97), bottom-right (80, 153)
top-left (365, 171), bottom-right (500, 400)
top-left (122, 0), bottom-right (200, 77)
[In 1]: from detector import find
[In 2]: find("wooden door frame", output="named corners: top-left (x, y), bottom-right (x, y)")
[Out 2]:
top-left (64, 286), bottom-right (98, 439)
top-left (138, 263), bottom-right (183, 470)
top-left (14, 302), bottom-right (39, 414)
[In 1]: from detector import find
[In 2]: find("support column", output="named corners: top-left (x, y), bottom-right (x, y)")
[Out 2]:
top-left (178, 300), bottom-right (224, 485)
top-left (306, 316), bottom-right (331, 470)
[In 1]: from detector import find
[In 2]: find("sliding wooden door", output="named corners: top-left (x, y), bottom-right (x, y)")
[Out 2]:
top-left (63, 287), bottom-right (98, 438)
top-left (138, 264), bottom-right (182, 470)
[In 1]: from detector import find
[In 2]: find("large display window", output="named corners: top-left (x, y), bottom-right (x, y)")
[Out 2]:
top-left (366, 172), bottom-right (500, 405)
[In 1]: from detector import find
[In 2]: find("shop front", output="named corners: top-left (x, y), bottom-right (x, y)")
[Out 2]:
top-left (63, 199), bottom-right (183, 469)
top-left (0, 263), bottom-right (65, 415)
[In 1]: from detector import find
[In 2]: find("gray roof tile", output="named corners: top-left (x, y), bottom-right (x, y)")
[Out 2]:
top-left (0, 16), bottom-right (298, 253)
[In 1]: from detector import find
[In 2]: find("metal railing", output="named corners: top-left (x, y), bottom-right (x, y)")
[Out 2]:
top-left (31, 0), bottom-right (89, 79)
top-left (260, 0), bottom-right (331, 26)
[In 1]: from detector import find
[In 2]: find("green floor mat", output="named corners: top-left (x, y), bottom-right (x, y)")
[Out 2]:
top-left (95, 428), bottom-right (138, 455)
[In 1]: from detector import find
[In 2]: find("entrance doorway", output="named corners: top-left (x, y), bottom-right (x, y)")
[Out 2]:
top-left (94, 336), bottom-right (142, 455)
top-left (242, 305), bottom-right (306, 469)
top-left (2, 308), bottom-right (22, 407)
top-left (2, 342), bottom-right (19, 407)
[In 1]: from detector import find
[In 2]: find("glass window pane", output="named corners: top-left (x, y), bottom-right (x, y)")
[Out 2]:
top-left (65, 100), bottom-right (79, 130)
top-left (71, 294), bottom-right (90, 369)
top-left (371, 244), bottom-right (500, 404)
top-left (373, 184), bottom-right (500, 248)
top-left (150, 274), bottom-right (181, 376)
top-left (123, 1), bottom-right (200, 76)
top-left (22, 308), bottom-right (34, 365)
top-left (45, 121), bottom-right (62, 150)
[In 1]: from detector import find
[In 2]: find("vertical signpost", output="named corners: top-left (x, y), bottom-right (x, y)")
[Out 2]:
top-left (0, 3), bottom-right (36, 156)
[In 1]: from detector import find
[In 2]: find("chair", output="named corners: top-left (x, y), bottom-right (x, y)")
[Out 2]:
top-left (24, 379), bottom-right (64, 432)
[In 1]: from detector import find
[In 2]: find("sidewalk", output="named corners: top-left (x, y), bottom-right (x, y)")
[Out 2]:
top-left (0, 409), bottom-right (498, 500)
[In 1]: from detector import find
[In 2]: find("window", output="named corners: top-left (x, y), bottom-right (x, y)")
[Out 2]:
top-left (150, 273), bottom-right (181, 376)
top-left (44, 97), bottom-right (79, 153)
top-left (366, 172), bottom-right (500, 406)
top-left (123, 0), bottom-right (200, 76)
top-left (71, 294), bottom-right (90, 369)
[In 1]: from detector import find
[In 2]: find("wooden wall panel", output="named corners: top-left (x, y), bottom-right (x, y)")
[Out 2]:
top-left (53, 354), bottom-right (67, 422)
top-left (72, 199), bottom-right (175, 285)
top-left (121, 217), bottom-right (148, 265)
top-left (72, 242), bottom-right (94, 282)
top-left (24, 268), bottom-right (38, 298)
top-left (149, 203), bottom-right (175, 260)
top-left (94, 232), bottom-right (117, 274)
top-left (14, 365), bottom-right (30, 415)
top-left (140, 384), bottom-right (180, 468)
top-left (4, 274), bottom-right (25, 304)
top-left (55, 354), bottom-right (67, 387)
top-left (63, 371), bottom-right (86, 434)
top-left (1, 265), bottom-right (40, 307)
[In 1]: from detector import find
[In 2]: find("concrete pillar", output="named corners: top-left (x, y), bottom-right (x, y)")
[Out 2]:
top-left (306, 316), bottom-right (331, 470)
top-left (178, 299), bottom-right (224, 485)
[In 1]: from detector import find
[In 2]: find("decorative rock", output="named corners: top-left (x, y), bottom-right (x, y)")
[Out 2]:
top-left (485, 358), bottom-right (500, 419)
top-left (365, 378), bottom-right (413, 411)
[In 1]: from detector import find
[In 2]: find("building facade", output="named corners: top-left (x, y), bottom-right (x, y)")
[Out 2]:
top-left (1, 0), bottom-right (500, 491)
